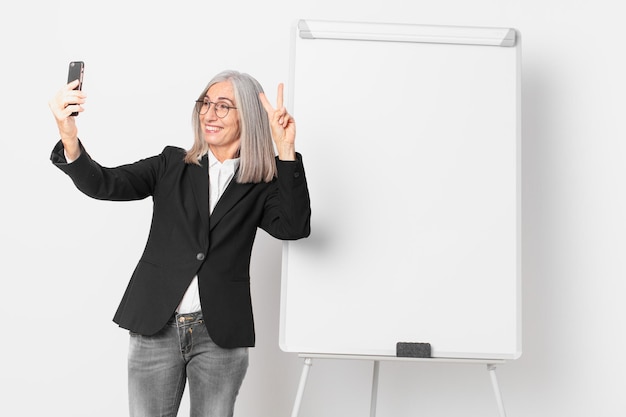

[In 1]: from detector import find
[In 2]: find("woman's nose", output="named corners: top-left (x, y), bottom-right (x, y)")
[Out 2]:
top-left (205, 103), bottom-right (219, 119)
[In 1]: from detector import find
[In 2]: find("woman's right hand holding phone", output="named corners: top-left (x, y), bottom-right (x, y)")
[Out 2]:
top-left (48, 80), bottom-right (86, 160)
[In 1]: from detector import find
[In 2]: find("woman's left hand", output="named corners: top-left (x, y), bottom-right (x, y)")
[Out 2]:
top-left (259, 83), bottom-right (296, 161)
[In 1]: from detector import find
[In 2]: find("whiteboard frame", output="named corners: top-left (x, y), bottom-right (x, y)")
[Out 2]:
top-left (281, 19), bottom-right (522, 361)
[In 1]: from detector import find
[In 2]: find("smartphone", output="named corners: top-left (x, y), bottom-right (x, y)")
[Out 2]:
top-left (67, 61), bottom-right (84, 116)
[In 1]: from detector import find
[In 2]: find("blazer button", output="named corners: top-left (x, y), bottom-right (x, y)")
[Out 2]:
top-left (196, 253), bottom-right (205, 261)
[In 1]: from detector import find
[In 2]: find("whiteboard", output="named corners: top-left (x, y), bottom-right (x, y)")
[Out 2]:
top-left (280, 20), bottom-right (521, 360)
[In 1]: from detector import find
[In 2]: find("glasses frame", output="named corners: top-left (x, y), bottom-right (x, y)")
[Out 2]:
top-left (195, 99), bottom-right (238, 118)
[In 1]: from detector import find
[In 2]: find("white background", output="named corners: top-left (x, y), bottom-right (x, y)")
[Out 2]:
top-left (0, 1), bottom-right (624, 416)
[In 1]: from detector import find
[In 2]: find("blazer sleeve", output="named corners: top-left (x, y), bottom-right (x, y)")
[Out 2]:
top-left (50, 139), bottom-right (168, 201)
top-left (260, 153), bottom-right (311, 240)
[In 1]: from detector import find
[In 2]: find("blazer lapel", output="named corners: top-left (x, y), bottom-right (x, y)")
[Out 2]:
top-left (209, 180), bottom-right (255, 231)
top-left (189, 154), bottom-right (210, 232)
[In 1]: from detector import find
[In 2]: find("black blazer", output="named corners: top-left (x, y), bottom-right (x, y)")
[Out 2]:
top-left (51, 141), bottom-right (311, 348)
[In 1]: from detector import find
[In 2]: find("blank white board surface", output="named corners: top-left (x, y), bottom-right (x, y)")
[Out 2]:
top-left (280, 20), bottom-right (521, 360)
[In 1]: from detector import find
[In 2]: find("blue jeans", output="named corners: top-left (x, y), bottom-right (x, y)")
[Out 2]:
top-left (128, 311), bottom-right (249, 417)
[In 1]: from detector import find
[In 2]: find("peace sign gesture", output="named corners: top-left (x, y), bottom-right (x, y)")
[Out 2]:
top-left (259, 83), bottom-right (296, 161)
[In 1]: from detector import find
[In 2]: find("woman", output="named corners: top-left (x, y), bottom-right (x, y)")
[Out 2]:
top-left (48, 70), bottom-right (311, 417)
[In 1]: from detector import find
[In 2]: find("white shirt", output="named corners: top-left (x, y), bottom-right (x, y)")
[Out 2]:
top-left (176, 150), bottom-right (240, 313)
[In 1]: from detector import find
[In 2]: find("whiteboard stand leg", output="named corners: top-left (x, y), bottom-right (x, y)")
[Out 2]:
top-left (487, 364), bottom-right (507, 417)
top-left (370, 360), bottom-right (380, 417)
top-left (291, 357), bottom-right (313, 417)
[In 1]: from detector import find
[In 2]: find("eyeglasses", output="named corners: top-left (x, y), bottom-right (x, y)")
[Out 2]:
top-left (194, 98), bottom-right (237, 118)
